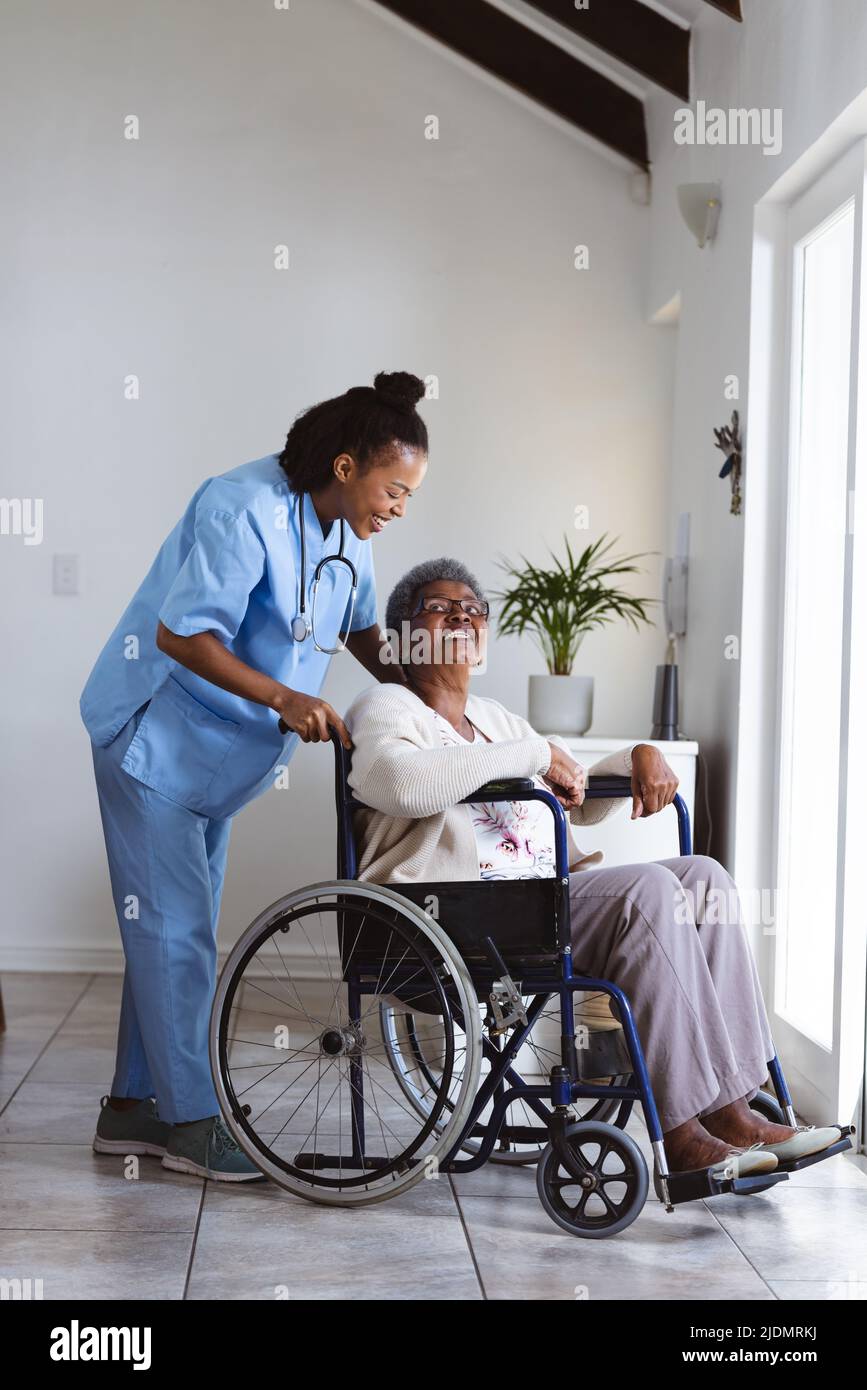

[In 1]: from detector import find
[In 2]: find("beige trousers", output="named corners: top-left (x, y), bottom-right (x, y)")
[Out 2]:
top-left (567, 854), bottom-right (774, 1132)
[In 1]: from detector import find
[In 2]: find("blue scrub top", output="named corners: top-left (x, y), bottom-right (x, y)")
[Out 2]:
top-left (80, 453), bottom-right (378, 819)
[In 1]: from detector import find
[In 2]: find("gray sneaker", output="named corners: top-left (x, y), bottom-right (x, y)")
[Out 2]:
top-left (162, 1115), bottom-right (267, 1182)
top-left (93, 1095), bottom-right (172, 1157)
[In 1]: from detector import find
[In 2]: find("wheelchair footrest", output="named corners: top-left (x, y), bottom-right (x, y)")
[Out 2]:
top-left (659, 1166), bottom-right (790, 1205)
top-left (773, 1133), bottom-right (853, 1173)
top-left (729, 1173), bottom-right (789, 1196)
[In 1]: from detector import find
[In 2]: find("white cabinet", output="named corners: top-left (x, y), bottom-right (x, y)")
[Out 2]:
top-left (562, 736), bottom-right (699, 867)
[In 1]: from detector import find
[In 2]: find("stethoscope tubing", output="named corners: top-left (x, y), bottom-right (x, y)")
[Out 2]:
top-left (292, 490), bottom-right (358, 654)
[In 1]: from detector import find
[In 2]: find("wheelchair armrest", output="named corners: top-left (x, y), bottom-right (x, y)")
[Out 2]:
top-left (587, 775), bottom-right (693, 857)
top-left (460, 778), bottom-right (535, 801)
top-left (461, 775), bottom-right (634, 804)
top-left (584, 774), bottom-right (633, 798)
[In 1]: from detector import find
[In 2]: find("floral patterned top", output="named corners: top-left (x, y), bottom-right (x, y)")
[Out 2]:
top-left (430, 709), bottom-right (557, 880)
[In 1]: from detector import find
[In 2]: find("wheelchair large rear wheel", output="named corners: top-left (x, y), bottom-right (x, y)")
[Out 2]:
top-left (210, 882), bottom-right (482, 1206)
top-left (380, 993), bottom-right (629, 1165)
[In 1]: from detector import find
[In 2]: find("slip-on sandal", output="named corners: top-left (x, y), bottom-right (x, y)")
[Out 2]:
top-left (751, 1125), bottom-right (842, 1164)
top-left (708, 1144), bottom-right (780, 1181)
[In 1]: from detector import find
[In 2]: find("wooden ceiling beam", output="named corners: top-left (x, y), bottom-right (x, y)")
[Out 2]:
top-left (372, 0), bottom-right (649, 169)
top-left (525, 0), bottom-right (690, 101)
top-left (703, 0), bottom-right (743, 19)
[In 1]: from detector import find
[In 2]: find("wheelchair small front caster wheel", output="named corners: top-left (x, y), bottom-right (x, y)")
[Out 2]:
top-left (536, 1121), bottom-right (648, 1239)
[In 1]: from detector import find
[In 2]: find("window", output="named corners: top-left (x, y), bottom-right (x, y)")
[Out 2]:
top-left (776, 198), bottom-right (854, 1048)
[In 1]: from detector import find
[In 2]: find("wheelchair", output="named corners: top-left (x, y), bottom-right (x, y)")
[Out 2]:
top-left (209, 733), bottom-right (854, 1238)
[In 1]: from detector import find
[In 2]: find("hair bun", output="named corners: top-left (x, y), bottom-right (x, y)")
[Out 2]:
top-left (373, 370), bottom-right (426, 412)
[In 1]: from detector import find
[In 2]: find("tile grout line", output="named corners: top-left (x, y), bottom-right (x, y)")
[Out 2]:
top-left (447, 1173), bottom-right (488, 1300)
top-left (0, 1226), bottom-right (201, 1234)
top-left (700, 1197), bottom-right (780, 1299)
top-left (181, 1180), bottom-right (208, 1300)
top-left (0, 973), bottom-right (99, 1117)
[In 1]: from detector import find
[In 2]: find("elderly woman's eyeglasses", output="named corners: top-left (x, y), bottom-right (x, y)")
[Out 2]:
top-left (412, 596), bottom-right (489, 619)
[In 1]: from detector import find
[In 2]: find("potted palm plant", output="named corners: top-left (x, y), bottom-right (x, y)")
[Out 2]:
top-left (491, 534), bottom-right (656, 735)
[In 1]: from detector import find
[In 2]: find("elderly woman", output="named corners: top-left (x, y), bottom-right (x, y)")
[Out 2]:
top-left (345, 557), bottom-right (840, 1179)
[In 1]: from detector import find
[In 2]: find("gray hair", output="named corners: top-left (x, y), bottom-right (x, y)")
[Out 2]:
top-left (384, 557), bottom-right (486, 639)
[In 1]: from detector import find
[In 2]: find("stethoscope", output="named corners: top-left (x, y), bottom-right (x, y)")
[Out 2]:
top-left (290, 491), bottom-right (358, 654)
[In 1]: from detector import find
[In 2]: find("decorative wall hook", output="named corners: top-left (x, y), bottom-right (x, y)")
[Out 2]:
top-left (713, 409), bottom-right (742, 515)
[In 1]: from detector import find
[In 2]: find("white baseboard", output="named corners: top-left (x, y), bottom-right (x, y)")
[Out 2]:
top-left (0, 947), bottom-right (129, 973)
top-left (0, 947), bottom-right (330, 978)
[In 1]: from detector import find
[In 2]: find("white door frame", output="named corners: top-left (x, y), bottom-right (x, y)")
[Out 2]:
top-left (736, 136), bottom-right (867, 1136)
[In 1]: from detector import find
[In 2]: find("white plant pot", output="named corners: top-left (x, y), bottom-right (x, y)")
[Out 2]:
top-left (528, 674), bottom-right (594, 736)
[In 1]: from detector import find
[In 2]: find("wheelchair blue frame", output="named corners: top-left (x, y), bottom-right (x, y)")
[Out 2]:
top-left (331, 734), bottom-right (854, 1210)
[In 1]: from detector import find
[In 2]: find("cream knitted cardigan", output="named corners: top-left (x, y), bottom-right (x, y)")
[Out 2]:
top-left (344, 683), bottom-right (635, 884)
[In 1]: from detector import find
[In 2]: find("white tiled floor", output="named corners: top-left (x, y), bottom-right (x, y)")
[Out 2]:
top-left (1, 972), bottom-right (866, 1301)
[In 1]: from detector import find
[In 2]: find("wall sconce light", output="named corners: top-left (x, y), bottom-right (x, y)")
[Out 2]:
top-left (677, 182), bottom-right (722, 248)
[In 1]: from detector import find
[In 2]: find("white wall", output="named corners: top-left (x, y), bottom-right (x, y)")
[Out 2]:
top-left (641, 0), bottom-right (867, 866)
top-left (1, 0), bottom-right (675, 967)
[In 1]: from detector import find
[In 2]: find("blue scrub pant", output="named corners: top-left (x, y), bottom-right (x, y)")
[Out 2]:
top-left (90, 704), bottom-right (233, 1124)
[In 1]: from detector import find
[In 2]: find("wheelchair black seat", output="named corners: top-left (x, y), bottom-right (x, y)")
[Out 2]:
top-left (393, 878), bottom-right (564, 959)
top-left (342, 877), bottom-right (566, 1014)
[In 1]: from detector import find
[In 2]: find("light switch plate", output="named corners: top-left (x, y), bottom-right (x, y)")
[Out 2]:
top-left (53, 554), bottom-right (80, 595)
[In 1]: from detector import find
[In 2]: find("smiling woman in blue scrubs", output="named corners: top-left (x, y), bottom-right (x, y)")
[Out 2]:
top-left (81, 371), bottom-right (428, 1181)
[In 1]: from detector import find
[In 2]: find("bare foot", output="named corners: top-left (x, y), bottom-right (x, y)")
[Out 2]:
top-left (702, 1097), bottom-right (795, 1148)
top-left (663, 1117), bottom-right (739, 1172)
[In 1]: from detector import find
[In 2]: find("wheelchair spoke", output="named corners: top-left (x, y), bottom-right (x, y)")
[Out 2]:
top-left (242, 1052), bottom-right (335, 1126)
top-left (355, 1066), bottom-right (393, 1172)
top-left (224, 1032), bottom-right (319, 1057)
top-left (291, 906), bottom-right (345, 1030)
top-left (327, 905), bottom-right (372, 1018)
top-left (233, 1047), bottom-right (323, 1103)
top-left (269, 928), bottom-right (334, 1031)
top-left (596, 1184), bottom-right (623, 1220)
top-left (278, 1060), bottom-right (344, 1152)
top-left (247, 959), bottom-right (327, 1034)
top-left (357, 1048), bottom-right (449, 1131)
